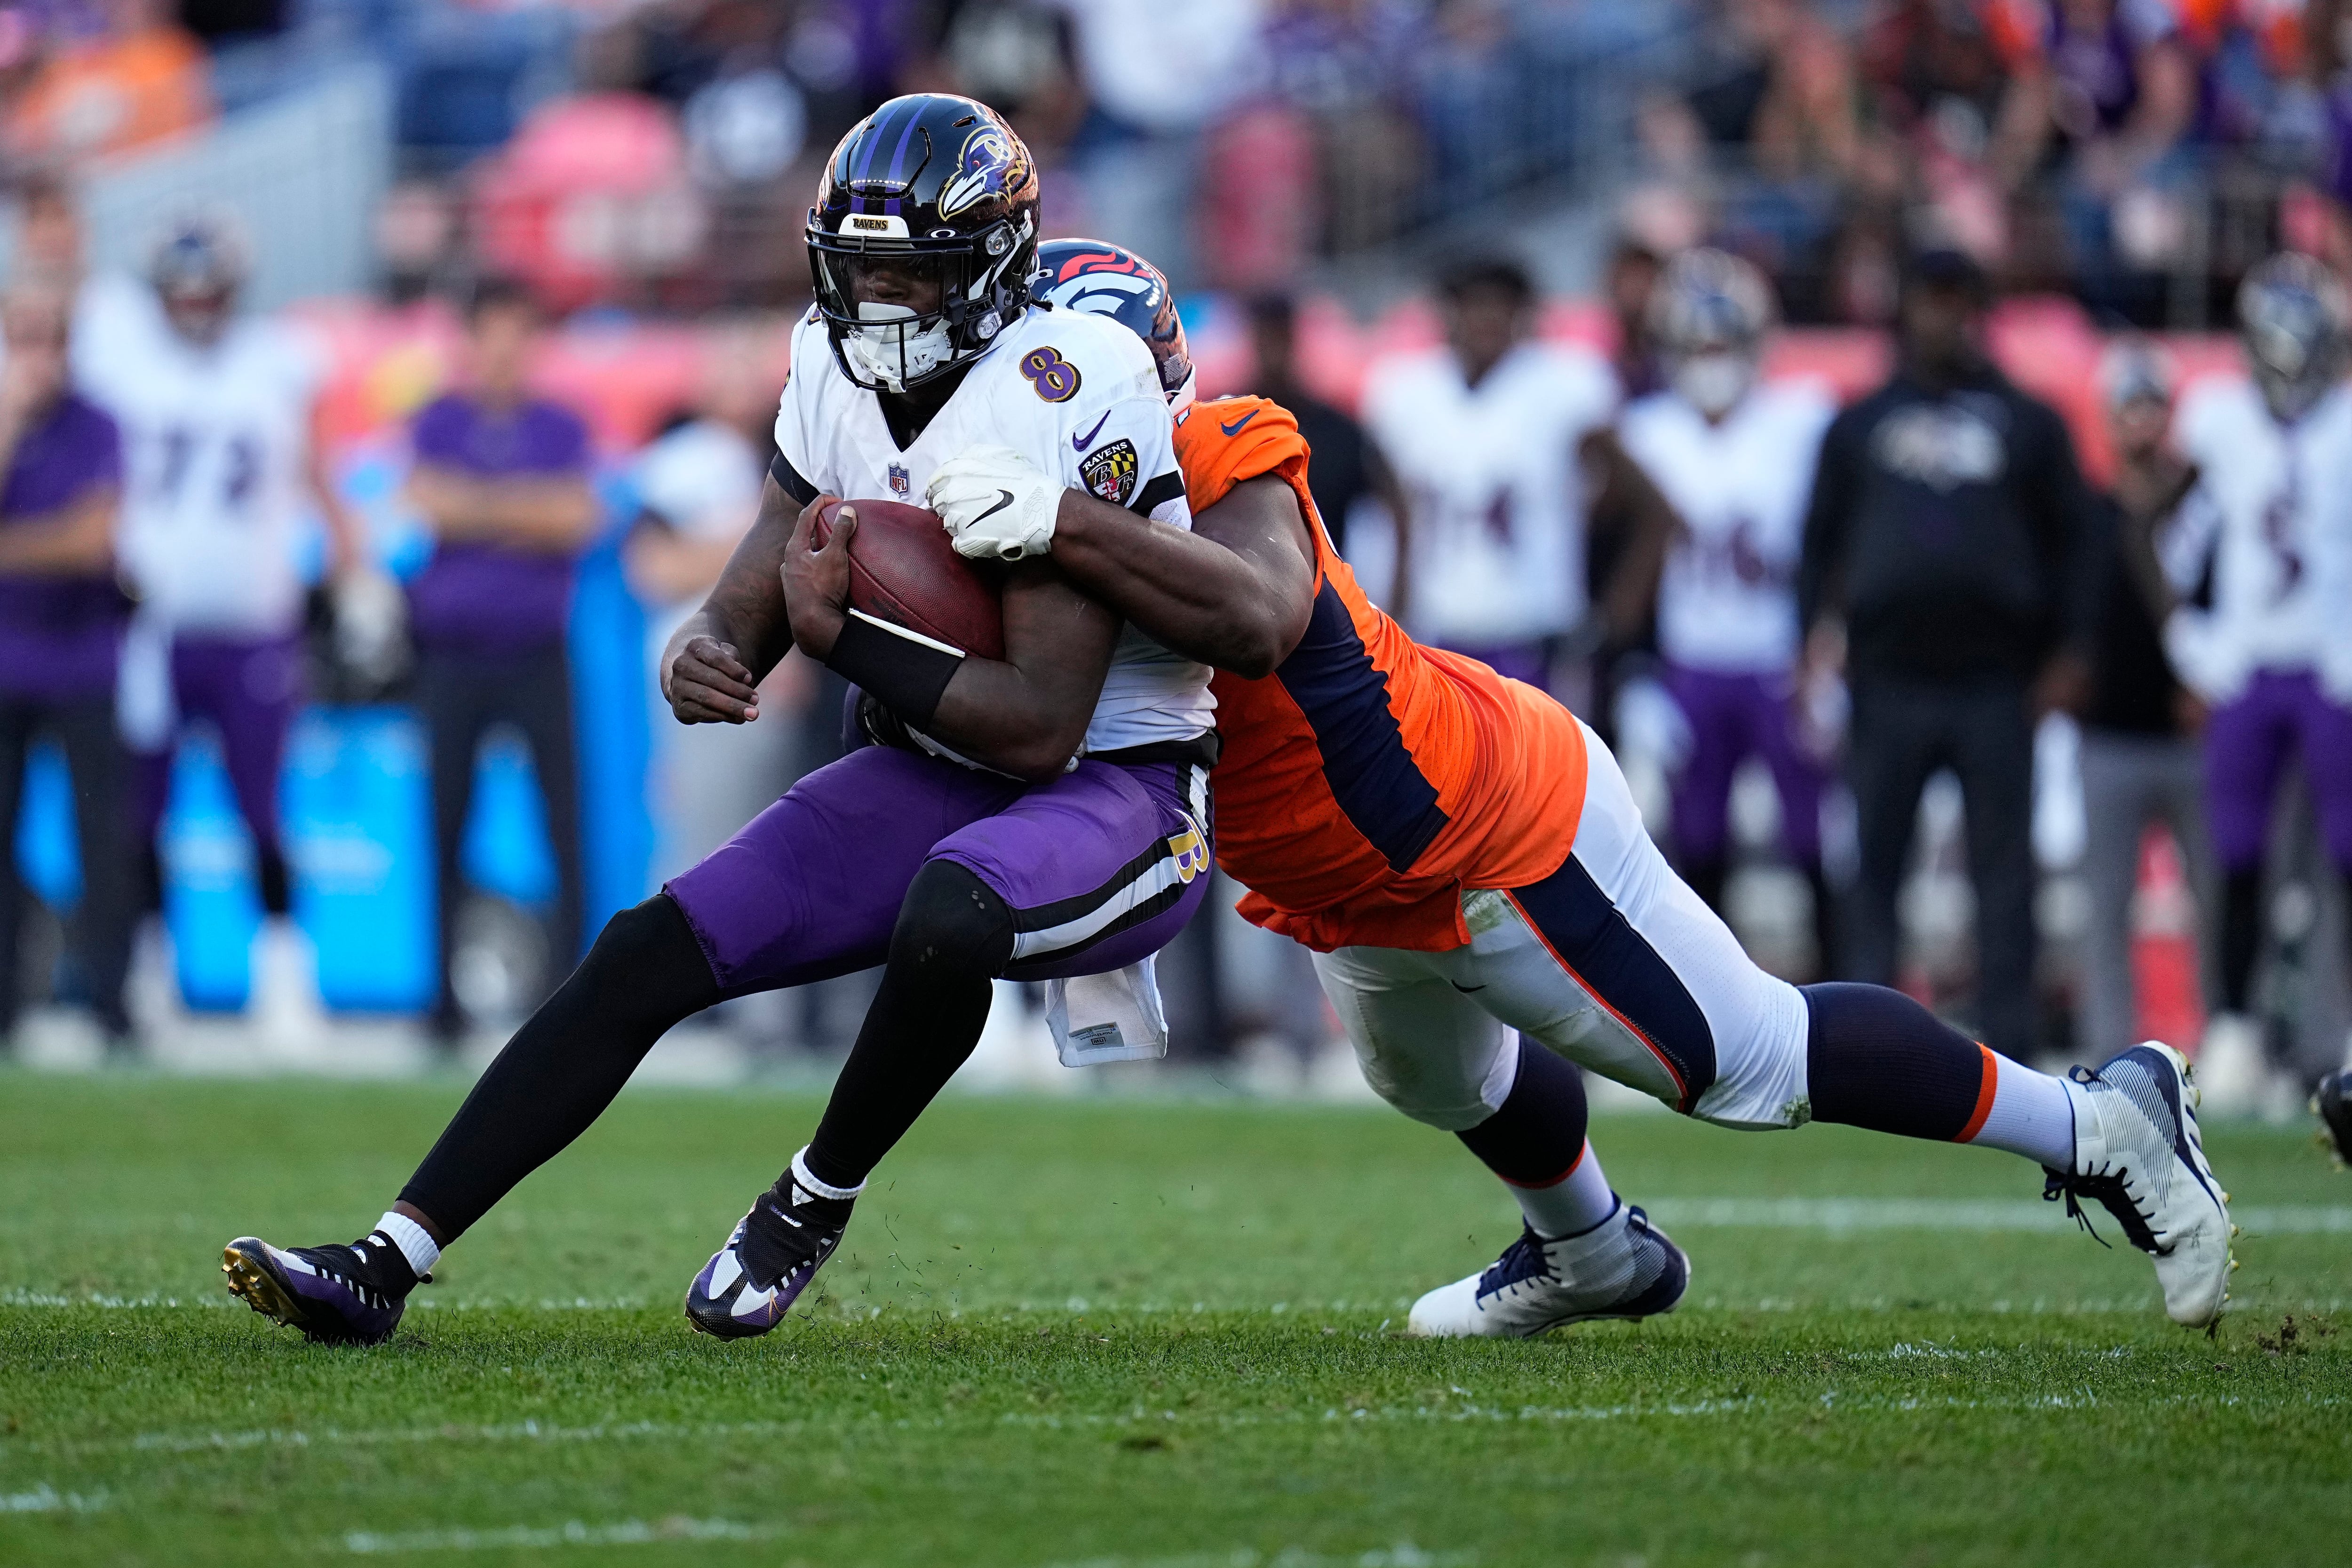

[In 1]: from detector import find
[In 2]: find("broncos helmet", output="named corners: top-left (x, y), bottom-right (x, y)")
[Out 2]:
top-left (1648, 247), bottom-right (1775, 418)
top-left (148, 207), bottom-right (251, 344)
top-left (806, 93), bottom-right (1041, 393)
top-left (1033, 239), bottom-right (1194, 409)
top-left (2237, 254), bottom-right (2349, 422)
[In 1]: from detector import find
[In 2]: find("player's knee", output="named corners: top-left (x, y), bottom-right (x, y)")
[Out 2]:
top-left (573, 894), bottom-right (717, 1022)
top-left (890, 860), bottom-right (1016, 979)
top-left (1345, 1030), bottom-right (1510, 1131)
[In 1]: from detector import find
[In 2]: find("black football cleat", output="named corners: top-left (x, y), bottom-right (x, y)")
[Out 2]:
top-left (223, 1231), bottom-right (417, 1345)
top-left (2316, 1068), bottom-right (2352, 1169)
top-left (685, 1174), bottom-right (854, 1340)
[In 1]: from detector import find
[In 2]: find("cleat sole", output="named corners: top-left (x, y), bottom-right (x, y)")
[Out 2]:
top-left (222, 1239), bottom-right (395, 1346)
top-left (222, 1241), bottom-right (307, 1331)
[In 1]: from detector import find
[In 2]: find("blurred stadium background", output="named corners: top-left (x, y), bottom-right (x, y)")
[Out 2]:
top-left (1, 0), bottom-right (2346, 1108)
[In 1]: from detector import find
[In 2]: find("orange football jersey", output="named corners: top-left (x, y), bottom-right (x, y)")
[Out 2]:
top-left (1174, 395), bottom-right (1589, 951)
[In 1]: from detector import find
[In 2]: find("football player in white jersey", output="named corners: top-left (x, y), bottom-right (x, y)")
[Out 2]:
top-left (82, 211), bottom-right (373, 1039)
top-left (1619, 249), bottom-right (1840, 975)
top-left (222, 96), bottom-right (1218, 1346)
top-left (2165, 254), bottom-right (2352, 1116)
top-left (1359, 254), bottom-right (1673, 701)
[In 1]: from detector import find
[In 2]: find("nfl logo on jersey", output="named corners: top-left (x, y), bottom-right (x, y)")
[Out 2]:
top-left (888, 462), bottom-right (911, 499)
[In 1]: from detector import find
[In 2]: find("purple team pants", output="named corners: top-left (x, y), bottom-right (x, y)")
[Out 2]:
top-left (665, 743), bottom-right (1214, 996)
top-left (2202, 667), bottom-right (2352, 874)
top-left (132, 633), bottom-right (302, 871)
top-left (1663, 663), bottom-right (1827, 867)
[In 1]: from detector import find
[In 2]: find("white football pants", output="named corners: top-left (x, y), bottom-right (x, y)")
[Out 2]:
top-left (1313, 719), bottom-right (1814, 1132)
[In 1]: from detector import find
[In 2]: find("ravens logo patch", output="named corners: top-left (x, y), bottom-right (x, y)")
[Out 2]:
top-left (1080, 438), bottom-right (1138, 507)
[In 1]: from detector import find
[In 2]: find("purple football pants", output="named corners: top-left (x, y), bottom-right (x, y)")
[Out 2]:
top-left (665, 743), bottom-right (1213, 997)
top-left (2202, 667), bottom-right (2352, 874)
top-left (1664, 663), bottom-right (1826, 866)
top-left (132, 632), bottom-right (302, 857)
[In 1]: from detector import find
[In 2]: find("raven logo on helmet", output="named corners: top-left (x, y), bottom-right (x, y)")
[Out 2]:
top-left (938, 127), bottom-right (1031, 222)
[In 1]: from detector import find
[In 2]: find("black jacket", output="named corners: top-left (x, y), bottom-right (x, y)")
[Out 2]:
top-left (1798, 361), bottom-right (2101, 684)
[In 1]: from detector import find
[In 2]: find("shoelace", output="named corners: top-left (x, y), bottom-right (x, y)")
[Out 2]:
top-left (1477, 1229), bottom-right (1556, 1301)
top-left (2042, 1162), bottom-right (2163, 1254)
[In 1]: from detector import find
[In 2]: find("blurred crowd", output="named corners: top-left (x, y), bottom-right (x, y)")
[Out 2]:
top-left (23, 3), bottom-right (2352, 324)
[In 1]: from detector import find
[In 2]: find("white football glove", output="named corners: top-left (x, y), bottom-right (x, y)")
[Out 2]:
top-left (928, 444), bottom-right (1063, 561)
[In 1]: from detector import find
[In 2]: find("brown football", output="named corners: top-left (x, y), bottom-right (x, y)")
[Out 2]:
top-left (811, 497), bottom-right (1005, 662)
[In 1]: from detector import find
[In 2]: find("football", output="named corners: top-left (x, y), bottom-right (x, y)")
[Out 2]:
top-left (811, 496), bottom-right (1006, 661)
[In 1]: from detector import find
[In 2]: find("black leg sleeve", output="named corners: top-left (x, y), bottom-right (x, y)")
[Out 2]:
top-left (1802, 981), bottom-right (1991, 1142)
top-left (2219, 868), bottom-right (2263, 1014)
top-left (1456, 1036), bottom-right (1591, 1186)
top-left (399, 892), bottom-right (719, 1241)
top-left (802, 859), bottom-right (1013, 1190)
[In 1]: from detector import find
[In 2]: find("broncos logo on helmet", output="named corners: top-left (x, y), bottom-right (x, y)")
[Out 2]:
top-left (1033, 239), bottom-right (1194, 408)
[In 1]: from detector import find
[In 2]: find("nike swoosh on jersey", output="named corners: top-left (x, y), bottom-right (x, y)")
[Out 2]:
top-left (1073, 411), bottom-right (1112, 450)
top-left (1220, 409), bottom-right (1260, 437)
top-left (970, 489), bottom-right (1016, 525)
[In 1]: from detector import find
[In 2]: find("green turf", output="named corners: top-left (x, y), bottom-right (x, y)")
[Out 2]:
top-left (2, 1069), bottom-right (2347, 1567)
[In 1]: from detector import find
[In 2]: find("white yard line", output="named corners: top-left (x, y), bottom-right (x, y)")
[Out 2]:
top-left (340, 1518), bottom-right (763, 1554)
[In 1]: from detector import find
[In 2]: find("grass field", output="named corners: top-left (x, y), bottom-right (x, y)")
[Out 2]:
top-left (2, 1069), bottom-right (2348, 1567)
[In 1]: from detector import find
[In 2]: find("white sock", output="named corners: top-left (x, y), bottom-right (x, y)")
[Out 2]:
top-left (374, 1210), bottom-right (440, 1277)
top-left (789, 1147), bottom-right (863, 1202)
top-left (1512, 1139), bottom-right (1621, 1239)
top-left (1963, 1055), bottom-right (2082, 1170)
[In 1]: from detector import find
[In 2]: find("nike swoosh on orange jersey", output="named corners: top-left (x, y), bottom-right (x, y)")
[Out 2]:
top-left (1220, 409), bottom-right (1260, 437)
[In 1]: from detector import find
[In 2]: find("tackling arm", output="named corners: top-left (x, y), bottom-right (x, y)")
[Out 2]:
top-left (1046, 476), bottom-right (1316, 679)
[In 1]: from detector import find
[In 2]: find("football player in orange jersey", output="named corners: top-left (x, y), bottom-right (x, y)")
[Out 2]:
top-left (924, 240), bottom-right (2238, 1335)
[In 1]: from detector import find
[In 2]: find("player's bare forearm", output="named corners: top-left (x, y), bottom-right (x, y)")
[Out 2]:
top-left (782, 501), bottom-right (1112, 779)
top-left (922, 562), bottom-right (1118, 779)
top-left (662, 477), bottom-right (803, 725)
top-left (1583, 429), bottom-right (1676, 644)
top-left (0, 489), bottom-right (116, 574)
top-left (1049, 477), bottom-right (1314, 678)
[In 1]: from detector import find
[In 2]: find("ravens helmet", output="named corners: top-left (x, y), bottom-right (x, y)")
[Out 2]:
top-left (2236, 254), bottom-right (2348, 423)
top-left (148, 207), bottom-right (251, 345)
top-left (1648, 247), bottom-right (1775, 419)
top-left (806, 93), bottom-right (1041, 394)
top-left (1032, 239), bottom-right (1194, 409)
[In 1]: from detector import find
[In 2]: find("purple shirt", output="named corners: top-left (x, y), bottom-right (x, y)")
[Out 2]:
top-left (0, 391), bottom-right (126, 700)
top-left (405, 393), bottom-right (593, 655)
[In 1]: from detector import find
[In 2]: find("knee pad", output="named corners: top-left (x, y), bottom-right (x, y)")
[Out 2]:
top-left (890, 860), bottom-right (1016, 979)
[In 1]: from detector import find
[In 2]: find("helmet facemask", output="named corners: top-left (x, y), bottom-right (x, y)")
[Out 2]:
top-left (808, 209), bottom-right (1035, 393)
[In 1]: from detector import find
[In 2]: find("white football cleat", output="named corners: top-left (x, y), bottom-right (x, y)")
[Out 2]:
top-left (1408, 1202), bottom-right (1688, 1338)
top-left (2044, 1042), bottom-right (2235, 1328)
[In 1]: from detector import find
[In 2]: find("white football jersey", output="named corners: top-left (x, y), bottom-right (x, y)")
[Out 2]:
top-left (1359, 340), bottom-right (1619, 646)
top-left (2164, 375), bottom-right (2352, 701)
top-left (84, 312), bottom-right (326, 637)
top-left (775, 302), bottom-right (1212, 755)
top-left (1620, 380), bottom-right (1836, 674)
